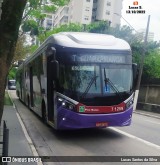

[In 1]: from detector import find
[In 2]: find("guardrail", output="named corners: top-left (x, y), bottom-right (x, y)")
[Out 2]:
top-left (0, 120), bottom-right (9, 165)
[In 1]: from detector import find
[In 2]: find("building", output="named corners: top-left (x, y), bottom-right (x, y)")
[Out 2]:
top-left (42, 13), bottom-right (54, 30)
top-left (53, 0), bottom-right (123, 28)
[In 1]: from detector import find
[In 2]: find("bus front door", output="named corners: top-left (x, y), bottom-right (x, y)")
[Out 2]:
top-left (29, 67), bottom-right (34, 107)
top-left (47, 55), bottom-right (54, 122)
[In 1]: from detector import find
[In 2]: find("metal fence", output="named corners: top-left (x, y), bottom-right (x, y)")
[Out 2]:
top-left (0, 120), bottom-right (9, 165)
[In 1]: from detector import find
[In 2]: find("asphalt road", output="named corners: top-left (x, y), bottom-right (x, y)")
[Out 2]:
top-left (9, 90), bottom-right (160, 165)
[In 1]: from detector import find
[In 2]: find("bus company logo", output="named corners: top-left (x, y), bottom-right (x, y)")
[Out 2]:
top-left (79, 106), bottom-right (85, 112)
top-left (126, 1), bottom-right (146, 14)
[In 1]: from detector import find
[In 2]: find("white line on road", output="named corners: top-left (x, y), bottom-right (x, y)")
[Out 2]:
top-left (109, 127), bottom-right (160, 150)
top-left (16, 111), bottom-right (43, 165)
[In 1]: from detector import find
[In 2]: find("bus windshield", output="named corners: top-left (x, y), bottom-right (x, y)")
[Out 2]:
top-left (101, 64), bottom-right (132, 94)
top-left (58, 63), bottom-right (132, 98)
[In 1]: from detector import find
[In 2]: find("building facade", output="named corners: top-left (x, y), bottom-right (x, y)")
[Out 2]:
top-left (53, 0), bottom-right (123, 28)
top-left (42, 13), bottom-right (55, 30)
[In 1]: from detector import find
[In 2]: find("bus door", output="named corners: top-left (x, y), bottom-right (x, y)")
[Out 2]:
top-left (47, 55), bottom-right (54, 122)
top-left (29, 67), bottom-right (34, 107)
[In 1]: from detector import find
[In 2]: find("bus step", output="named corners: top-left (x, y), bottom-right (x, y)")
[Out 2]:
top-left (48, 121), bottom-right (54, 127)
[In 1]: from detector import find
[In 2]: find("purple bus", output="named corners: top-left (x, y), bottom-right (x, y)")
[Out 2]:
top-left (16, 32), bottom-right (137, 130)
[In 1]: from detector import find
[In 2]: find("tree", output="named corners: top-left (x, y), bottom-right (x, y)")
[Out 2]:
top-left (21, 0), bottom-right (69, 36)
top-left (143, 49), bottom-right (160, 79)
top-left (13, 35), bottom-right (30, 63)
top-left (37, 21), bottom-right (111, 43)
top-left (38, 23), bottom-right (84, 42)
top-left (0, 0), bottom-right (27, 123)
top-left (0, 0), bottom-right (69, 123)
top-left (107, 25), bottom-right (160, 80)
top-left (86, 20), bottom-right (110, 33)
top-left (8, 67), bottom-right (18, 80)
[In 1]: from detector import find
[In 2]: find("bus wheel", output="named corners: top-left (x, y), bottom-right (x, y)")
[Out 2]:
top-left (42, 102), bottom-right (47, 124)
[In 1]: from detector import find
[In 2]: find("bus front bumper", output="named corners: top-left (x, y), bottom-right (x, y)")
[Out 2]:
top-left (56, 106), bottom-right (133, 130)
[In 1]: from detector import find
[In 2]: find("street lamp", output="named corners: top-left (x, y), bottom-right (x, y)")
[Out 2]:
top-left (114, 13), bottom-right (151, 110)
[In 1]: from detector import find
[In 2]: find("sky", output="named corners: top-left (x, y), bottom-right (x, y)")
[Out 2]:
top-left (121, 0), bottom-right (160, 41)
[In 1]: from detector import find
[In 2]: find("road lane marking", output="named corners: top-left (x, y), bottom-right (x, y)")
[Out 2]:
top-left (16, 111), bottom-right (43, 165)
top-left (109, 127), bottom-right (160, 150)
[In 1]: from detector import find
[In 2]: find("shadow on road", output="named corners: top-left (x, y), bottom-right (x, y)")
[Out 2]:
top-left (52, 128), bottom-right (123, 140)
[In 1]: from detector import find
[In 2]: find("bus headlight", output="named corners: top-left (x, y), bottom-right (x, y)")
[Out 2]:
top-left (125, 98), bottom-right (133, 110)
top-left (58, 97), bottom-right (76, 111)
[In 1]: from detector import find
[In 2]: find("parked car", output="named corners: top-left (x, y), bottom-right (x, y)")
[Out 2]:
top-left (8, 80), bottom-right (16, 90)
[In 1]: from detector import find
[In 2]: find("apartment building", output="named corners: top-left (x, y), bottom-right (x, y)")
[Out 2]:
top-left (53, 0), bottom-right (123, 28)
top-left (42, 13), bottom-right (54, 30)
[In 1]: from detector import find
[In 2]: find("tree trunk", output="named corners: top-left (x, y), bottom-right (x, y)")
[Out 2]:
top-left (0, 0), bottom-right (27, 123)
top-left (0, 56), bottom-right (9, 122)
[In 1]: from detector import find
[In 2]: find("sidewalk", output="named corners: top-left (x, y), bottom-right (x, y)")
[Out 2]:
top-left (134, 109), bottom-right (160, 119)
top-left (2, 105), bottom-right (39, 165)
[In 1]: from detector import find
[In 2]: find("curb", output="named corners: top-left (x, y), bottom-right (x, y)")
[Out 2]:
top-left (7, 90), bottom-right (43, 165)
top-left (134, 111), bottom-right (160, 120)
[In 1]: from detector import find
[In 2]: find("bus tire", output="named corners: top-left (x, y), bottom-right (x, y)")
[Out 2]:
top-left (42, 101), bottom-right (47, 124)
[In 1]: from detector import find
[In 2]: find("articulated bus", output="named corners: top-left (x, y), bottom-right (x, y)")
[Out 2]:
top-left (16, 32), bottom-right (137, 130)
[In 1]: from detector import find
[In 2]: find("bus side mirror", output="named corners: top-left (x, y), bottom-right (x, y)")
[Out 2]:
top-left (132, 63), bottom-right (138, 88)
top-left (50, 60), bottom-right (59, 80)
top-left (47, 47), bottom-right (56, 60)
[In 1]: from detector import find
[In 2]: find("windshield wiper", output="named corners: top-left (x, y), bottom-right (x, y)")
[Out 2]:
top-left (103, 68), bottom-right (122, 99)
top-left (80, 75), bottom-right (98, 99)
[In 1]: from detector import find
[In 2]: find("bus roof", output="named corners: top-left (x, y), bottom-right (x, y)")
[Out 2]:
top-left (48, 32), bottom-right (131, 50)
top-left (23, 32), bottom-right (131, 65)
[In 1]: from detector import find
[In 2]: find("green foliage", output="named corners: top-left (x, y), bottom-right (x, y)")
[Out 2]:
top-left (22, 20), bottom-right (38, 32)
top-left (38, 21), bottom-right (111, 43)
top-left (86, 21), bottom-right (110, 33)
top-left (4, 92), bottom-right (13, 106)
top-left (8, 67), bottom-right (18, 80)
top-left (50, 0), bottom-right (69, 6)
top-left (22, 0), bottom-right (70, 35)
top-left (143, 50), bottom-right (160, 78)
top-left (107, 25), bottom-right (160, 79)
top-left (38, 23), bottom-right (84, 42)
top-left (14, 35), bottom-right (30, 64)
top-left (109, 25), bottom-right (135, 43)
top-left (27, 45), bottom-right (39, 54)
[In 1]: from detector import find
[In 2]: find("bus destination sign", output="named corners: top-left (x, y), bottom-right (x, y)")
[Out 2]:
top-left (72, 54), bottom-right (125, 63)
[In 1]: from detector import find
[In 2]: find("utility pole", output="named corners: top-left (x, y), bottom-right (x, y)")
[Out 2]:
top-left (133, 15), bottom-right (151, 111)
top-left (114, 13), bottom-right (151, 111)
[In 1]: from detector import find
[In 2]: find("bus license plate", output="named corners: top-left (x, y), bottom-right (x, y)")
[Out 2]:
top-left (96, 122), bottom-right (108, 127)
